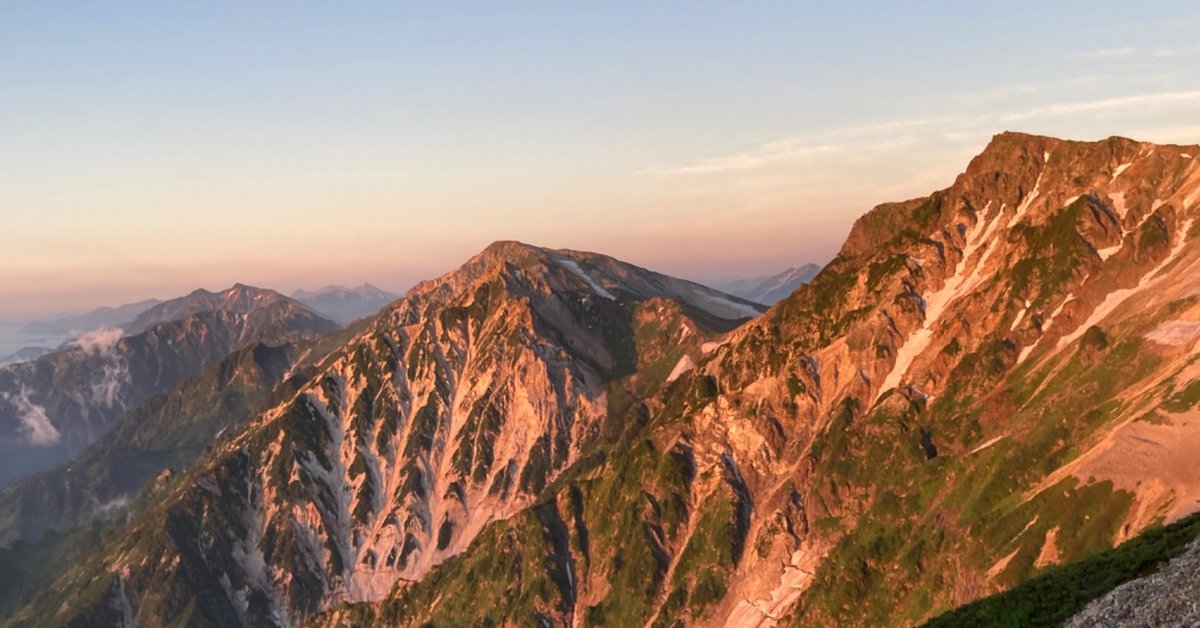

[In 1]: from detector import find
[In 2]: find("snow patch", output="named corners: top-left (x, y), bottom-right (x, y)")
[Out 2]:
top-left (688, 288), bottom-right (762, 319)
top-left (1111, 162), bottom-right (1132, 182)
top-left (556, 258), bottom-right (616, 300)
top-left (1144, 320), bottom-right (1200, 346)
top-left (1112, 192), bottom-right (1128, 218)
top-left (701, 340), bottom-right (726, 354)
top-left (665, 355), bottom-right (695, 383)
top-left (1058, 218), bottom-right (1195, 350)
top-left (1008, 172), bottom-right (1044, 228)
top-left (970, 434), bottom-right (1006, 455)
top-left (1010, 307), bottom-right (1028, 331)
top-left (1018, 295), bottom-right (1073, 364)
top-left (876, 201), bottom-right (1000, 402)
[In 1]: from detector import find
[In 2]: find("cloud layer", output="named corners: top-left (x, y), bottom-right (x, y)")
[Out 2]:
top-left (72, 327), bottom-right (125, 355)
top-left (4, 389), bottom-right (61, 446)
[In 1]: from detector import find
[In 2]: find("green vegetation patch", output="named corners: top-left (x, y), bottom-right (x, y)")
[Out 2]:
top-left (925, 511), bottom-right (1200, 628)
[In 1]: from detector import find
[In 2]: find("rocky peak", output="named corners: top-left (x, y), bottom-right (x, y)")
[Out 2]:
top-left (0, 284), bottom-right (337, 485)
top-left (793, 132), bottom-right (1200, 413)
top-left (15, 242), bottom-right (753, 625)
top-left (394, 241), bottom-right (764, 331)
top-left (130, 284), bottom-right (317, 333)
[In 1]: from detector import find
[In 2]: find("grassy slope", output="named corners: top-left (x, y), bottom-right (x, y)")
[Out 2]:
top-left (925, 511), bottom-right (1200, 627)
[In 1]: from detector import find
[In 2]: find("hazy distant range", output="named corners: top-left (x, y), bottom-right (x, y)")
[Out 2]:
top-left (0, 321), bottom-right (64, 360)
top-left (0, 270), bottom-right (823, 363)
top-left (0, 285), bottom-right (403, 362)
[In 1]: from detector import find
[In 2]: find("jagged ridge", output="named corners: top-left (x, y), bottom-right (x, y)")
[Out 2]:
top-left (10, 243), bottom-right (759, 626)
top-left (0, 285), bottom-right (336, 485)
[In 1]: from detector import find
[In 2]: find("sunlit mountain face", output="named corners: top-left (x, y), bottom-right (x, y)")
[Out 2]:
top-left (5, 133), bottom-right (1200, 627)
top-left (5, 3), bottom-right (1200, 626)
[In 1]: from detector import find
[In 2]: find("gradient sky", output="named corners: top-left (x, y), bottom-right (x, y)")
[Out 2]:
top-left (3, 1), bottom-right (1200, 317)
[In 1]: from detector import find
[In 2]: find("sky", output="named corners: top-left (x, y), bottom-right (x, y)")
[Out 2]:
top-left (2, 1), bottom-right (1200, 318)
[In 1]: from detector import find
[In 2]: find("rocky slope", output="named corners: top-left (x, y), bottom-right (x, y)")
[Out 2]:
top-left (721, 264), bottom-right (822, 305)
top-left (8, 243), bottom-right (761, 626)
top-left (1064, 535), bottom-right (1200, 627)
top-left (0, 285), bottom-right (336, 485)
top-left (311, 132), bottom-right (1200, 627)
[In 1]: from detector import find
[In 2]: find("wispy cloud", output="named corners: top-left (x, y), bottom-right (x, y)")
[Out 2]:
top-left (1072, 44), bottom-right (1200, 59)
top-left (640, 117), bottom-right (957, 176)
top-left (2, 389), bottom-right (60, 446)
top-left (1072, 46), bottom-right (1140, 60)
top-left (71, 326), bottom-right (125, 355)
top-left (641, 143), bottom-right (835, 175)
top-left (646, 89), bottom-right (1200, 176)
top-left (1002, 90), bottom-right (1200, 121)
top-left (951, 76), bottom-right (1108, 105)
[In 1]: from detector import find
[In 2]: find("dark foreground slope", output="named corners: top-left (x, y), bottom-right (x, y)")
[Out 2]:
top-left (927, 511), bottom-right (1200, 627)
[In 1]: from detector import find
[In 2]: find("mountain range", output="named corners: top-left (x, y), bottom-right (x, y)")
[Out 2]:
top-left (292, 284), bottom-right (400, 325)
top-left (3, 132), bottom-right (1200, 626)
top-left (17, 299), bottom-right (162, 338)
top-left (0, 285), bottom-right (336, 486)
top-left (720, 264), bottom-right (822, 305)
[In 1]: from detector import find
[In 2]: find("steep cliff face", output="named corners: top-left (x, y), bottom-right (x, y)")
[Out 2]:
top-left (323, 133), bottom-right (1200, 627)
top-left (12, 243), bottom-right (757, 627)
top-left (0, 286), bottom-right (336, 485)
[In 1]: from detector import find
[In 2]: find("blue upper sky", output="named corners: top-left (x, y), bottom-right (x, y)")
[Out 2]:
top-left (2, 1), bottom-right (1199, 315)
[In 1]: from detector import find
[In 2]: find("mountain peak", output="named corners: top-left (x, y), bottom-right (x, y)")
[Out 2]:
top-left (415, 241), bottom-right (766, 322)
top-left (843, 131), bottom-right (1200, 260)
top-left (720, 264), bottom-right (823, 305)
top-left (129, 284), bottom-right (329, 333)
top-left (481, 239), bottom-right (539, 254)
top-left (471, 240), bottom-right (547, 265)
top-left (291, 283), bottom-right (399, 324)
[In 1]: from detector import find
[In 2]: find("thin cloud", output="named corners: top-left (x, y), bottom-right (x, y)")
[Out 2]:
top-left (1072, 46), bottom-right (1140, 59)
top-left (952, 76), bottom-right (1107, 104)
top-left (71, 327), bottom-right (125, 355)
top-left (640, 117), bottom-right (950, 176)
top-left (1072, 45), bottom-right (1200, 59)
top-left (642, 144), bottom-right (836, 175)
top-left (646, 89), bottom-right (1200, 176)
top-left (2, 389), bottom-right (61, 446)
top-left (1003, 90), bottom-right (1200, 121)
